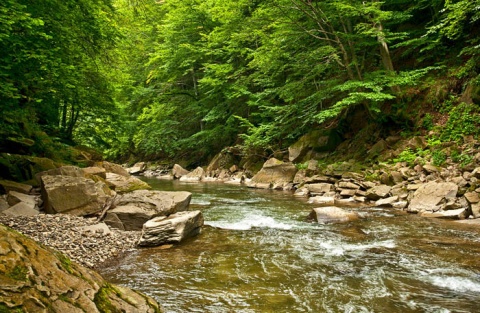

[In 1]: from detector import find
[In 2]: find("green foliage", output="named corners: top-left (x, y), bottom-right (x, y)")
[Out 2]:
top-left (422, 113), bottom-right (434, 130)
top-left (393, 148), bottom-right (418, 166)
top-left (451, 149), bottom-right (473, 167)
top-left (432, 150), bottom-right (447, 166)
top-left (440, 102), bottom-right (479, 142)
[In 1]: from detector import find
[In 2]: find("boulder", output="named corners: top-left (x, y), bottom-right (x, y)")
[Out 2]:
top-left (41, 175), bottom-right (113, 216)
top-left (308, 206), bottom-right (359, 224)
top-left (294, 187), bottom-right (310, 197)
top-left (172, 164), bottom-right (190, 179)
top-left (288, 130), bottom-right (342, 163)
top-left (96, 161), bottom-right (130, 177)
top-left (138, 211), bottom-right (204, 247)
top-left (128, 162), bottom-right (147, 175)
top-left (407, 182), bottom-right (458, 213)
top-left (6, 191), bottom-right (36, 207)
top-left (0, 224), bottom-right (161, 312)
top-left (308, 196), bottom-right (335, 206)
top-left (105, 172), bottom-right (151, 193)
top-left (37, 165), bottom-right (85, 179)
top-left (82, 166), bottom-right (107, 179)
top-left (106, 190), bottom-right (192, 230)
top-left (305, 183), bottom-right (333, 194)
top-left (0, 179), bottom-right (32, 195)
top-left (375, 196), bottom-right (399, 207)
top-left (179, 167), bottom-right (205, 182)
top-left (249, 158), bottom-right (298, 189)
top-left (365, 185), bottom-right (392, 200)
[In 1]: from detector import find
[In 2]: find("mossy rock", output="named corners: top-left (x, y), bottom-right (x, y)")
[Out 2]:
top-left (0, 153), bottom-right (60, 185)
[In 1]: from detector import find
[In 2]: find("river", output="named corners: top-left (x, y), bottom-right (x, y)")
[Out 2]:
top-left (99, 178), bottom-right (480, 312)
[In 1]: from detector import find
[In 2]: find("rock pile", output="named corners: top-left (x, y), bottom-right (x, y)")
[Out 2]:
top-left (0, 214), bottom-right (140, 268)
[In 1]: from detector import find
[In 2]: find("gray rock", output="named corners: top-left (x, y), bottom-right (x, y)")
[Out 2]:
top-left (138, 211), bottom-right (204, 246)
top-left (337, 181), bottom-right (360, 189)
top-left (106, 190), bottom-right (192, 230)
top-left (7, 191), bottom-right (36, 206)
top-left (0, 179), bottom-right (33, 194)
top-left (309, 207), bottom-right (359, 224)
top-left (339, 189), bottom-right (357, 197)
top-left (41, 175), bottom-right (113, 216)
top-left (407, 182), bottom-right (458, 213)
top-left (366, 185), bottom-right (392, 200)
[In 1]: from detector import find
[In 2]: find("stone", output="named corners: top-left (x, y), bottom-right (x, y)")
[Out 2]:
top-left (365, 185), bottom-right (392, 200)
top-left (407, 182), bottom-right (458, 213)
top-left (305, 183), bottom-right (333, 194)
top-left (334, 198), bottom-right (359, 207)
top-left (179, 167), bottom-right (205, 182)
top-left (138, 211), bottom-right (204, 246)
top-left (105, 172), bottom-right (151, 193)
top-left (419, 208), bottom-right (469, 220)
top-left (128, 162), bottom-right (147, 175)
top-left (75, 222), bottom-right (111, 235)
top-left (229, 165), bottom-right (239, 173)
top-left (2, 202), bottom-right (38, 216)
top-left (82, 166), bottom-right (107, 179)
top-left (392, 201), bottom-right (408, 209)
top-left (337, 181), bottom-right (360, 189)
top-left (288, 130), bottom-right (342, 163)
top-left (407, 184), bottom-right (422, 191)
top-left (375, 196), bottom-right (399, 207)
top-left (308, 196), bottom-right (335, 206)
top-left (470, 203), bottom-right (480, 218)
top-left (0, 224), bottom-right (161, 312)
top-left (472, 167), bottom-right (480, 179)
top-left (0, 197), bottom-right (8, 213)
top-left (41, 175), bottom-right (113, 216)
top-left (390, 171), bottom-right (404, 183)
top-left (172, 164), bottom-right (190, 179)
top-left (294, 187), bottom-right (310, 197)
top-left (37, 165), bottom-right (85, 180)
top-left (367, 139), bottom-right (388, 157)
top-left (106, 190), bottom-right (192, 230)
top-left (451, 176), bottom-right (468, 188)
top-left (464, 192), bottom-right (480, 204)
top-left (339, 189), bottom-right (357, 197)
top-left (249, 158), bottom-right (297, 189)
top-left (423, 164), bottom-right (440, 173)
top-left (308, 206), bottom-right (359, 224)
top-left (96, 161), bottom-right (130, 177)
top-left (6, 191), bottom-right (36, 207)
top-left (0, 179), bottom-right (33, 194)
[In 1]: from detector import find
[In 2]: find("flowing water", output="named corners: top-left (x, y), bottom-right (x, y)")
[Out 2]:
top-left (99, 179), bottom-right (480, 312)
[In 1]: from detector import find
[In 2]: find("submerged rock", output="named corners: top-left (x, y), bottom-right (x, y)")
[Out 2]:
top-left (309, 206), bottom-right (360, 224)
top-left (138, 211), bottom-right (204, 247)
top-left (0, 224), bottom-right (162, 312)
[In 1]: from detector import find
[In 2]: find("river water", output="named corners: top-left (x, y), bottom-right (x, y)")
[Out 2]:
top-left (99, 179), bottom-right (480, 312)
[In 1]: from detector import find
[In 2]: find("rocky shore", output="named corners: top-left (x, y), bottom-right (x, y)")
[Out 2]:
top-left (0, 213), bottom-right (141, 268)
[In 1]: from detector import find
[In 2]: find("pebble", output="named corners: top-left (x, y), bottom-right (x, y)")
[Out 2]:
top-left (0, 213), bottom-right (140, 269)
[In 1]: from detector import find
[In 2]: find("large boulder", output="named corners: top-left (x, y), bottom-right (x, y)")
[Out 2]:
top-left (41, 175), bottom-right (113, 216)
top-left (179, 167), bottom-right (205, 182)
top-left (0, 180), bottom-right (33, 195)
top-left (105, 172), bottom-right (151, 193)
top-left (308, 206), bottom-right (360, 224)
top-left (0, 224), bottom-right (162, 312)
top-left (95, 161), bottom-right (130, 177)
top-left (365, 185), bottom-right (392, 200)
top-left (105, 190), bottom-right (192, 230)
top-left (407, 182), bottom-right (458, 213)
top-left (138, 211), bottom-right (204, 247)
top-left (172, 164), bottom-right (190, 179)
top-left (249, 158), bottom-right (298, 189)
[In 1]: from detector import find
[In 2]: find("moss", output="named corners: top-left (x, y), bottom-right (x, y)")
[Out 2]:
top-left (7, 265), bottom-right (28, 282)
top-left (55, 251), bottom-right (74, 275)
top-left (93, 284), bottom-right (122, 313)
top-left (0, 303), bottom-right (24, 313)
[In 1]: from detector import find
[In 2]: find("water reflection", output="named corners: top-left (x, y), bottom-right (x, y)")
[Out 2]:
top-left (99, 179), bottom-right (480, 313)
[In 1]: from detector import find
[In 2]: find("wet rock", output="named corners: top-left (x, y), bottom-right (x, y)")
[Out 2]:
top-left (309, 206), bottom-right (360, 224)
top-left (105, 172), bottom-right (151, 193)
top-left (407, 182), bottom-right (458, 213)
top-left (138, 211), bottom-right (204, 246)
top-left (294, 187), bottom-right (309, 197)
top-left (375, 196), bottom-right (399, 207)
top-left (308, 196), bottom-right (335, 206)
top-left (41, 175), bottom-right (113, 216)
top-left (419, 208), bottom-right (469, 220)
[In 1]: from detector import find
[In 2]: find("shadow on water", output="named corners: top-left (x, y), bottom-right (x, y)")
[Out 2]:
top-left (99, 179), bottom-right (480, 313)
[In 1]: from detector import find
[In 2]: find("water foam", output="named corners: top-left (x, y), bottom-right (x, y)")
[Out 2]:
top-left (206, 214), bottom-right (293, 231)
top-left (319, 239), bottom-right (396, 256)
top-left (429, 276), bottom-right (480, 293)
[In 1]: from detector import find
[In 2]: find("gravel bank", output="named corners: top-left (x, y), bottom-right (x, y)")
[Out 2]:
top-left (0, 214), bottom-right (141, 268)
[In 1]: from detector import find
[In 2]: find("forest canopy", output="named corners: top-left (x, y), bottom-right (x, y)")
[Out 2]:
top-left (1, 0), bottom-right (479, 165)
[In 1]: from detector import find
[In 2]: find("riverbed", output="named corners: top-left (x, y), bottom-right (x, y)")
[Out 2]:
top-left (99, 179), bottom-right (480, 312)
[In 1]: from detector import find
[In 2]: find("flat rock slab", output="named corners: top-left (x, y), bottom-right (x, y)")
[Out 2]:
top-left (138, 211), bottom-right (204, 246)
top-left (419, 208), bottom-right (469, 220)
top-left (309, 206), bottom-right (360, 224)
top-left (7, 191), bottom-right (36, 206)
top-left (407, 182), bottom-right (458, 213)
top-left (0, 179), bottom-right (33, 194)
top-left (2, 202), bottom-right (38, 217)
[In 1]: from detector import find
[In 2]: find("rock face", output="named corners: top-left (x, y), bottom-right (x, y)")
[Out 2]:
top-left (179, 167), bottom-right (205, 182)
top-left (41, 175), bottom-right (113, 216)
top-left (105, 172), bottom-right (151, 193)
top-left (249, 158), bottom-right (298, 189)
top-left (138, 211), bottom-right (204, 247)
top-left (0, 224), bottom-right (162, 312)
top-left (105, 190), bottom-right (192, 230)
top-left (309, 207), bottom-right (360, 224)
top-left (407, 182), bottom-right (458, 213)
